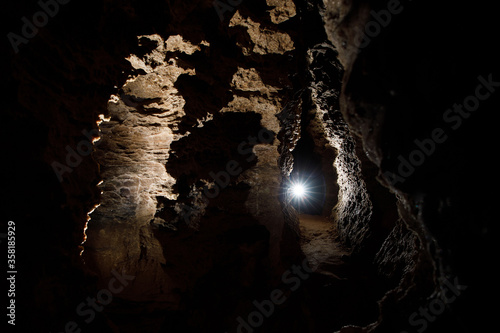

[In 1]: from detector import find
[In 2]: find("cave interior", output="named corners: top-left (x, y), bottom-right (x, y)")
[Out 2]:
top-left (3, 0), bottom-right (499, 332)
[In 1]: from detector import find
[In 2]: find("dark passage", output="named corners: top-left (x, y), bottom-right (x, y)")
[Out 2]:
top-left (290, 132), bottom-right (326, 215)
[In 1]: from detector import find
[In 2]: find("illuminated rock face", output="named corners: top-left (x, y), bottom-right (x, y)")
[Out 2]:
top-left (83, 8), bottom-right (299, 311)
top-left (5, 0), bottom-right (497, 332)
top-left (81, 2), bottom-right (391, 330)
top-left (323, 1), bottom-right (498, 332)
top-left (82, 35), bottom-right (192, 302)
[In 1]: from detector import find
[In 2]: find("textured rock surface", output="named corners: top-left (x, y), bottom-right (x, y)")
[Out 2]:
top-left (321, 0), bottom-right (499, 332)
top-left (3, 0), bottom-right (497, 332)
top-left (83, 34), bottom-right (193, 302)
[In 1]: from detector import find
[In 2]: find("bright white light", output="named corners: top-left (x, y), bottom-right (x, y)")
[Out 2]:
top-left (291, 183), bottom-right (306, 198)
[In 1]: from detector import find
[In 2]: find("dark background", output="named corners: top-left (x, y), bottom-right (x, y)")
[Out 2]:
top-left (2, 0), bottom-right (499, 332)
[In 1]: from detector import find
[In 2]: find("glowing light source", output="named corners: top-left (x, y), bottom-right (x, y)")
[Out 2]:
top-left (291, 183), bottom-right (306, 198)
top-left (288, 170), bottom-right (326, 214)
top-left (289, 180), bottom-right (309, 201)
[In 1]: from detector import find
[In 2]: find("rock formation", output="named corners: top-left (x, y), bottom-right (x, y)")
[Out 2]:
top-left (4, 0), bottom-right (497, 332)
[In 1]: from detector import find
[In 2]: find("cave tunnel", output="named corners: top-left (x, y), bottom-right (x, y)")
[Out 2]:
top-left (289, 108), bottom-right (338, 219)
top-left (3, 0), bottom-right (498, 333)
top-left (290, 132), bottom-right (327, 215)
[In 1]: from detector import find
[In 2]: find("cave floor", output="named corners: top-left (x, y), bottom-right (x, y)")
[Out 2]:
top-left (298, 214), bottom-right (351, 277)
top-left (101, 215), bottom-right (381, 333)
top-left (292, 214), bottom-right (381, 332)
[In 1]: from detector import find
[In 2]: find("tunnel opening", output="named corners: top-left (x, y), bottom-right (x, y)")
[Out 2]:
top-left (290, 132), bottom-right (325, 215)
top-left (286, 106), bottom-right (381, 333)
top-left (289, 105), bottom-right (339, 218)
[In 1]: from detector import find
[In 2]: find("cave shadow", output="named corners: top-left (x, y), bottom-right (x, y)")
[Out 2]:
top-left (151, 111), bottom-right (282, 332)
top-left (156, 111), bottom-right (274, 222)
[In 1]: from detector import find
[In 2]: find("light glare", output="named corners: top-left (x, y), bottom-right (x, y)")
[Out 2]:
top-left (291, 183), bottom-right (306, 198)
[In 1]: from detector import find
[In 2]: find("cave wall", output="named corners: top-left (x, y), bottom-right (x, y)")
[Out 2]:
top-left (322, 0), bottom-right (499, 331)
top-left (3, 0), bottom-right (497, 332)
top-left (4, 0), bottom-right (137, 330)
top-left (83, 2), bottom-right (302, 315)
top-left (5, 1), bottom-right (306, 332)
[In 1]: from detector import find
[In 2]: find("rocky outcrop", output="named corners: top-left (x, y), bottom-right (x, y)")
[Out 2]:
top-left (321, 0), bottom-right (498, 332)
top-left (83, 2), bottom-right (303, 330)
top-left (4, 0), bottom-right (496, 332)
